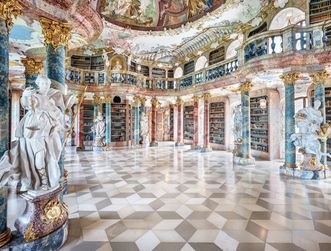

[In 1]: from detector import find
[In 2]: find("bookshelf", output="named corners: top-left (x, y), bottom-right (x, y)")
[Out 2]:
top-left (140, 65), bottom-right (150, 77)
top-left (184, 61), bottom-right (195, 76)
top-left (183, 105), bottom-right (194, 143)
top-left (209, 47), bottom-right (225, 66)
top-left (250, 89), bottom-right (280, 160)
top-left (250, 96), bottom-right (269, 153)
top-left (82, 104), bottom-right (94, 150)
top-left (311, 87), bottom-right (331, 158)
top-left (71, 55), bottom-right (105, 71)
top-left (209, 102), bottom-right (225, 145)
top-left (170, 106), bottom-right (174, 141)
top-left (152, 68), bottom-right (166, 78)
top-left (111, 103), bottom-right (127, 143)
top-left (309, 0), bottom-right (331, 24)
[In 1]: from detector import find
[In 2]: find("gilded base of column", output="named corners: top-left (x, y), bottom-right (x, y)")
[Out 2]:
top-left (150, 141), bottom-right (158, 147)
top-left (175, 142), bottom-right (184, 147)
top-left (279, 165), bottom-right (330, 180)
top-left (0, 228), bottom-right (11, 248)
top-left (233, 155), bottom-right (255, 166)
top-left (200, 146), bottom-right (212, 153)
top-left (191, 145), bottom-right (201, 150)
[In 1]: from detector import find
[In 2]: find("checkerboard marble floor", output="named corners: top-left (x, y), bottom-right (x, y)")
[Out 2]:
top-left (9, 143), bottom-right (331, 251)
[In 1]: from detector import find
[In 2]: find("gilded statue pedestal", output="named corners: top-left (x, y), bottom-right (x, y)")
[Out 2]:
top-left (14, 186), bottom-right (68, 242)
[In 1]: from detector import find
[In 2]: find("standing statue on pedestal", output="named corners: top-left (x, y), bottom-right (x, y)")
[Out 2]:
top-left (291, 100), bottom-right (331, 171)
top-left (140, 110), bottom-right (149, 145)
top-left (92, 113), bottom-right (106, 147)
top-left (233, 105), bottom-right (242, 157)
top-left (0, 75), bottom-right (75, 191)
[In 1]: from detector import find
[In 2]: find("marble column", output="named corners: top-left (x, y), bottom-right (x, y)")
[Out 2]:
top-left (104, 95), bottom-right (112, 146)
top-left (21, 57), bottom-right (43, 89)
top-left (281, 73), bottom-right (299, 168)
top-left (234, 82), bottom-right (255, 165)
top-left (0, 1), bottom-right (22, 247)
top-left (133, 96), bottom-right (140, 145)
top-left (175, 97), bottom-right (184, 146)
top-left (310, 70), bottom-right (329, 166)
top-left (201, 93), bottom-right (212, 152)
top-left (139, 97), bottom-right (146, 145)
top-left (150, 97), bottom-right (158, 147)
top-left (40, 17), bottom-right (71, 188)
top-left (192, 96), bottom-right (200, 150)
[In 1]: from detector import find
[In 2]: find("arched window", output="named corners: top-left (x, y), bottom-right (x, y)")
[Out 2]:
top-left (195, 56), bottom-right (208, 71)
top-left (113, 96), bottom-right (121, 103)
top-left (269, 8), bottom-right (305, 31)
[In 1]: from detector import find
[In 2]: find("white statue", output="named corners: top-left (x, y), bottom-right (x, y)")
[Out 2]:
top-left (291, 100), bottom-right (331, 171)
top-left (140, 110), bottom-right (149, 144)
top-left (0, 75), bottom-right (75, 191)
top-left (233, 105), bottom-right (242, 143)
top-left (92, 113), bottom-right (106, 147)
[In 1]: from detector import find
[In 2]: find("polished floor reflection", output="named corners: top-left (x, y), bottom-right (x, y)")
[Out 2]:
top-left (30, 144), bottom-right (331, 250)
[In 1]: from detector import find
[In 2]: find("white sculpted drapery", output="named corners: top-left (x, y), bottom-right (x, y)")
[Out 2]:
top-left (0, 75), bottom-right (75, 191)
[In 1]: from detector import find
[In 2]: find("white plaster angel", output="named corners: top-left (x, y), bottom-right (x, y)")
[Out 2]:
top-left (0, 75), bottom-right (75, 191)
top-left (92, 113), bottom-right (106, 147)
top-left (291, 100), bottom-right (331, 171)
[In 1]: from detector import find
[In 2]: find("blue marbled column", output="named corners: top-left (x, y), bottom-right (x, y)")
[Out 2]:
top-left (240, 88), bottom-right (251, 158)
top-left (93, 103), bottom-right (100, 142)
top-left (313, 74), bottom-right (327, 165)
top-left (0, 187), bottom-right (8, 245)
top-left (46, 44), bottom-right (66, 182)
top-left (0, 19), bottom-right (9, 159)
top-left (134, 105), bottom-right (140, 144)
top-left (25, 73), bottom-right (38, 89)
top-left (105, 101), bottom-right (111, 145)
top-left (284, 81), bottom-right (296, 167)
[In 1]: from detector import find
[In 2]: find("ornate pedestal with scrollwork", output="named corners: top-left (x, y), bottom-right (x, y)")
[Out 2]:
top-left (14, 186), bottom-right (68, 242)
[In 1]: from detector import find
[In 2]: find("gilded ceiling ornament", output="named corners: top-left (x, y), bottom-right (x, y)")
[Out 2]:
top-left (40, 17), bottom-right (71, 49)
top-left (93, 95), bottom-right (102, 104)
top-left (21, 57), bottom-right (43, 75)
top-left (0, 0), bottom-right (22, 31)
top-left (280, 72), bottom-right (300, 85)
top-left (310, 70), bottom-right (329, 85)
top-left (239, 82), bottom-right (253, 92)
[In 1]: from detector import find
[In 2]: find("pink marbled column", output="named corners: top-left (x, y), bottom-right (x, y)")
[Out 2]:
top-left (193, 96), bottom-right (199, 147)
top-left (176, 98), bottom-right (184, 146)
top-left (150, 97), bottom-right (158, 146)
top-left (203, 93), bottom-right (211, 150)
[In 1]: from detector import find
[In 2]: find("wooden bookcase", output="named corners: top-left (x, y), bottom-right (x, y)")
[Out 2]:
top-left (170, 106), bottom-right (174, 141)
top-left (183, 105), bottom-right (194, 143)
top-left (311, 87), bottom-right (331, 158)
top-left (111, 103), bottom-right (127, 143)
top-left (140, 65), bottom-right (150, 77)
top-left (183, 61), bottom-right (195, 75)
top-left (309, 0), bottom-right (331, 24)
top-left (209, 102), bottom-right (225, 145)
top-left (71, 55), bottom-right (104, 71)
top-left (82, 104), bottom-right (94, 150)
top-left (209, 47), bottom-right (225, 66)
top-left (250, 89), bottom-right (280, 160)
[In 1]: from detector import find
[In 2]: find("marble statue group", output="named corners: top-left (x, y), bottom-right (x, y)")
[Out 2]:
top-left (0, 75), bottom-right (76, 192)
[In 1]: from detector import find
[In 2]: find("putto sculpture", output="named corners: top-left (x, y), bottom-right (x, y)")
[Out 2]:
top-left (291, 100), bottom-right (331, 171)
top-left (0, 75), bottom-right (75, 191)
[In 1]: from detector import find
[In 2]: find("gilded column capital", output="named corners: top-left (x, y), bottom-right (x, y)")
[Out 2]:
top-left (140, 97), bottom-right (146, 105)
top-left (193, 95), bottom-right (200, 102)
top-left (151, 97), bottom-right (159, 107)
top-left (0, 0), bottom-right (22, 31)
top-left (133, 96), bottom-right (140, 105)
top-left (176, 97), bottom-right (184, 106)
top-left (203, 93), bottom-right (211, 101)
top-left (93, 95), bottom-right (102, 104)
top-left (280, 72), bottom-right (300, 85)
top-left (310, 70), bottom-right (329, 85)
top-left (239, 82), bottom-right (253, 92)
top-left (21, 57), bottom-right (43, 75)
top-left (40, 17), bottom-right (72, 49)
top-left (104, 95), bottom-right (112, 103)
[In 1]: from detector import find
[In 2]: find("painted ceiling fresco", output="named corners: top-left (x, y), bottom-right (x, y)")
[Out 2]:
top-left (97, 0), bottom-right (226, 30)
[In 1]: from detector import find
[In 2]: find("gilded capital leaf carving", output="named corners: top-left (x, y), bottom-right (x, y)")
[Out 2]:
top-left (40, 17), bottom-right (71, 48)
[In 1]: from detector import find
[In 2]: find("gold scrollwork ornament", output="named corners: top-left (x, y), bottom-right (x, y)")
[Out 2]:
top-left (40, 199), bottom-right (66, 224)
top-left (40, 17), bottom-right (71, 49)
top-left (0, 0), bottom-right (22, 31)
